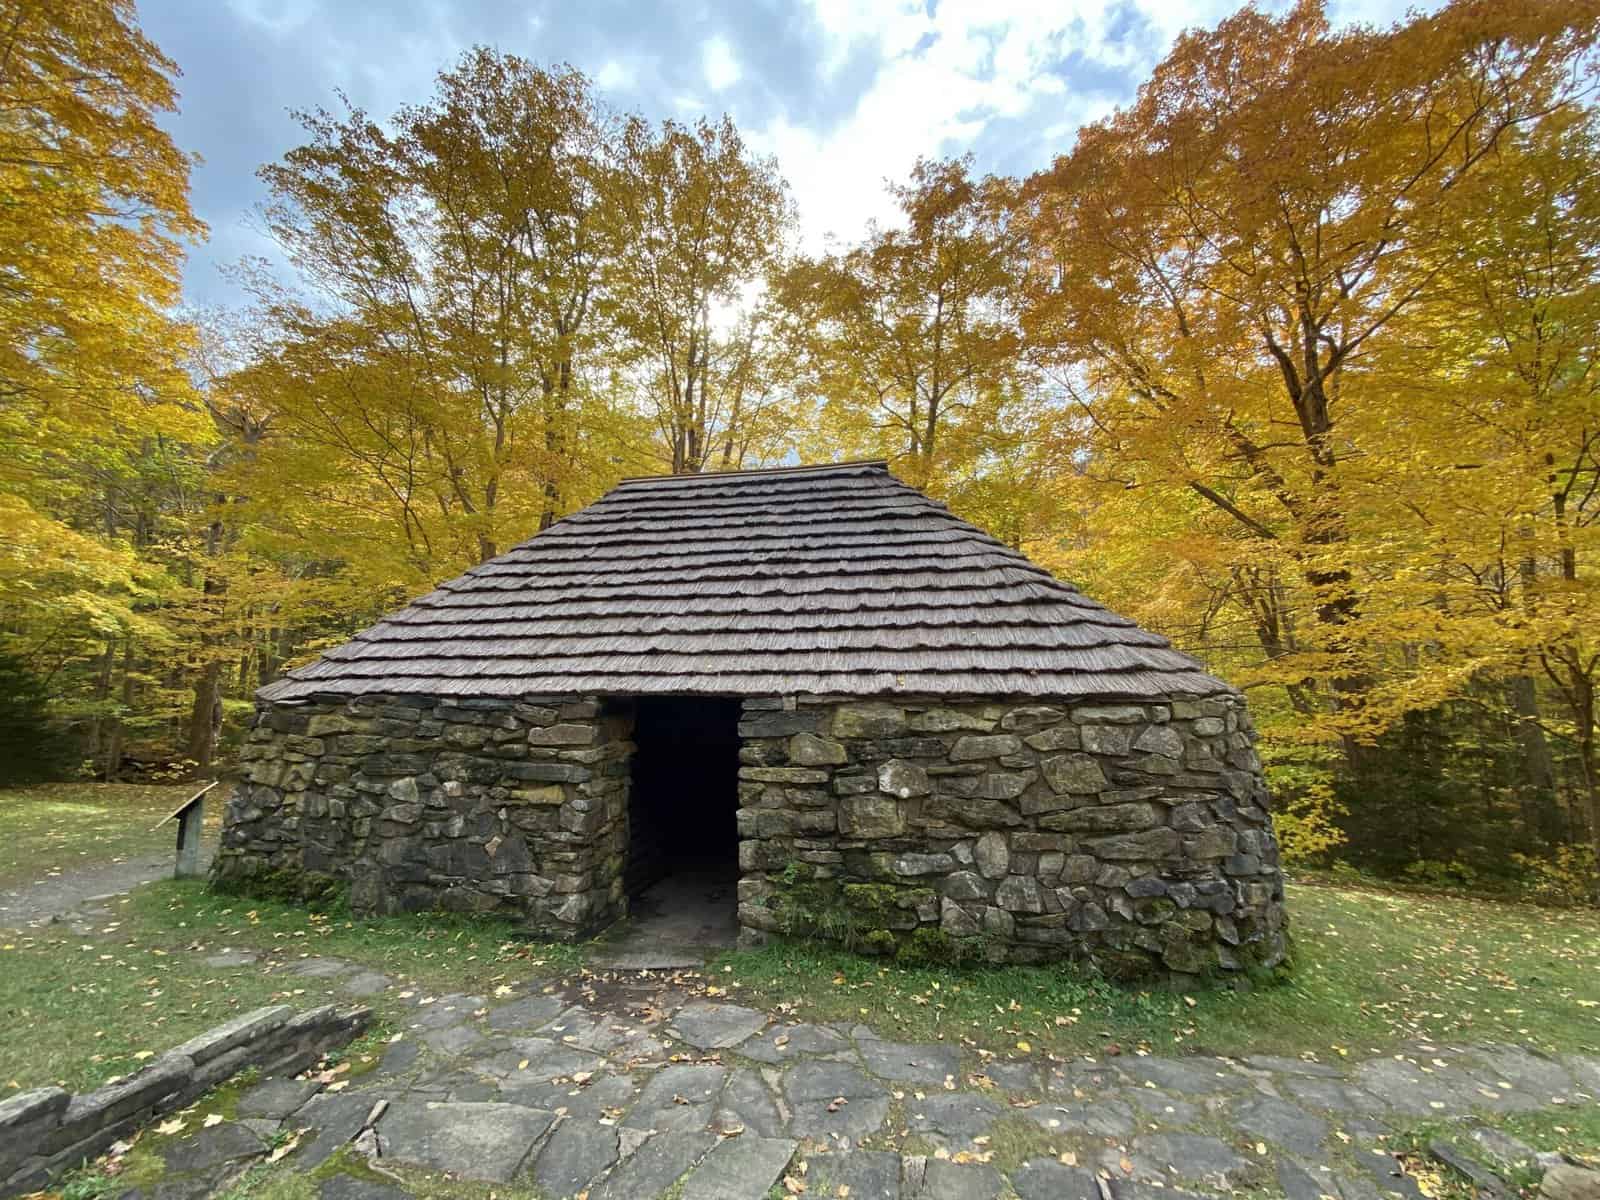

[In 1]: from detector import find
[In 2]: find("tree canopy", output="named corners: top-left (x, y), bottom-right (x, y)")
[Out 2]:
top-left (5, 0), bottom-right (1600, 898)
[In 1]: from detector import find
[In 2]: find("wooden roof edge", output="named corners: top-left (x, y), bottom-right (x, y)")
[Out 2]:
top-left (614, 459), bottom-right (890, 485)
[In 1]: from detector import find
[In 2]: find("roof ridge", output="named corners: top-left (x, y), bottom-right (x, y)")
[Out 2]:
top-left (615, 459), bottom-right (889, 484)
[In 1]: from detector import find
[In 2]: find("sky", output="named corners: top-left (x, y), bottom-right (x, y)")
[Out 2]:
top-left (140, 0), bottom-right (1417, 309)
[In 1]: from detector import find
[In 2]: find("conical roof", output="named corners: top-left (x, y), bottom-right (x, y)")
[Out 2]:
top-left (259, 461), bottom-right (1230, 702)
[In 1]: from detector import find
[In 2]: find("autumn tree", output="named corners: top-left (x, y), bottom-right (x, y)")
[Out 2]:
top-left (249, 49), bottom-right (627, 572)
top-left (614, 115), bottom-right (795, 473)
top-left (1017, 0), bottom-right (1600, 883)
top-left (0, 0), bottom-right (207, 772)
top-left (779, 158), bottom-right (1025, 491)
top-left (1019, 0), bottom-right (1600, 724)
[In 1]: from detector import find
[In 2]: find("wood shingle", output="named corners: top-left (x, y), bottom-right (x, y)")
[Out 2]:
top-left (258, 460), bottom-right (1231, 701)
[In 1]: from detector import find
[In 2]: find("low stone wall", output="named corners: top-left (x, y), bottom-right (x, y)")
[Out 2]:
top-left (734, 695), bottom-right (1287, 980)
top-left (212, 695), bottom-right (633, 938)
top-left (0, 1004), bottom-right (369, 1197)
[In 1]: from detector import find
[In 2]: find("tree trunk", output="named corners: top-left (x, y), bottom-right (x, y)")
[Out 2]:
top-left (186, 518), bottom-right (226, 775)
top-left (104, 636), bottom-right (134, 782)
top-left (186, 658), bottom-right (223, 774)
top-left (1508, 674), bottom-right (1563, 844)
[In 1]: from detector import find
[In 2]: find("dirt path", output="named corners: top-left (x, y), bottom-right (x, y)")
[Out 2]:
top-left (0, 850), bottom-right (210, 929)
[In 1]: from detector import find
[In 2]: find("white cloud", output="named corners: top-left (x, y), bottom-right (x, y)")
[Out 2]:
top-left (752, 0), bottom-right (1229, 251)
top-left (703, 35), bottom-right (743, 92)
top-left (753, 0), bottom-right (1436, 252)
top-left (595, 59), bottom-right (631, 92)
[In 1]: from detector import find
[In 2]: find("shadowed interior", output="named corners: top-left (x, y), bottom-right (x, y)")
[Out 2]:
top-left (625, 696), bottom-right (742, 901)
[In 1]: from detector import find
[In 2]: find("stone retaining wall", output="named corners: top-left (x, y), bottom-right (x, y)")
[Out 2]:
top-left (0, 1004), bottom-right (369, 1197)
top-left (214, 689), bottom-right (1286, 980)
top-left (734, 694), bottom-right (1287, 979)
top-left (212, 695), bottom-right (633, 938)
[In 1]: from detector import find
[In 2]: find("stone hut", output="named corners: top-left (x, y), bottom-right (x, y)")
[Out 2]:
top-left (215, 461), bottom-right (1287, 978)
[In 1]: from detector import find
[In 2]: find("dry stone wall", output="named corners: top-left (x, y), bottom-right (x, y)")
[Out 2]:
top-left (212, 694), bottom-right (633, 939)
top-left (735, 694), bottom-right (1287, 980)
top-left (0, 1004), bottom-right (368, 1197)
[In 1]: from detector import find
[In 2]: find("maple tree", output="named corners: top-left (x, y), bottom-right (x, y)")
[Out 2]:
top-left (1016, 0), bottom-right (1600, 883)
top-left (5, 1), bottom-right (1600, 894)
top-left (614, 114), bottom-right (797, 473)
top-left (0, 0), bottom-right (209, 773)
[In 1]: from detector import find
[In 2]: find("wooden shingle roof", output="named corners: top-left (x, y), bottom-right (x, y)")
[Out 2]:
top-left (258, 460), bottom-right (1231, 702)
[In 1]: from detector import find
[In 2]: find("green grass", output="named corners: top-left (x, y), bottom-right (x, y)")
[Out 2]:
top-left (0, 879), bottom-right (586, 1091)
top-left (716, 879), bottom-right (1600, 1060)
top-left (1389, 1105), bottom-right (1600, 1197)
top-left (0, 782), bottom-right (216, 890)
top-left (128, 879), bottom-right (584, 992)
top-left (0, 917), bottom-right (364, 1092)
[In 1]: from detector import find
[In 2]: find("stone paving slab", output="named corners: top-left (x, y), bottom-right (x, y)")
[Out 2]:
top-left (377, 1099), bottom-right (554, 1182)
top-left (679, 1134), bottom-right (798, 1200)
top-left (670, 1001), bottom-right (769, 1050)
top-left (93, 944), bottom-right (1600, 1200)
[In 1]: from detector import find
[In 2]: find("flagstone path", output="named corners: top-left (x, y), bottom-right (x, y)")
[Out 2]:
top-left (113, 949), bottom-right (1600, 1200)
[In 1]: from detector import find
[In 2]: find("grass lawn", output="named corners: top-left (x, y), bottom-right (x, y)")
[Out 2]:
top-left (0, 782), bottom-right (217, 890)
top-left (716, 879), bottom-right (1600, 1061)
top-left (2, 787), bottom-right (1597, 1099)
top-left (0, 880), bottom-right (584, 1092)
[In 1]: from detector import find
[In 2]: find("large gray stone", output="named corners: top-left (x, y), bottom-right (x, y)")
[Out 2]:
top-left (789, 733), bottom-right (848, 765)
top-left (680, 1134), bottom-right (798, 1200)
top-left (854, 1033), bottom-right (961, 1085)
top-left (718, 1069), bottom-right (787, 1138)
top-left (879, 759), bottom-right (931, 799)
top-left (903, 1093), bottom-right (1001, 1145)
top-left (1083, 827), bottom-right (1181, 860)
top-left (625, 1064), bottom-right (729, 1133)
top-left (784, 1062), bottom-right (891, 1139)
top-left (840, 794), bottom-right (906, 838)
top-left (1079, 725), bottom-right (1134, 755)
top-left (167, 1006), bottom-right (292, 1065)
top-left (736, 1023), bottom-right (852, 1064)
top-left (1227, 1094), bottom-right (1328, 1157)
top-left (995, 876), bottom-right (1043, 913)
top-left (318, 1176), bottom-right (412, 1200)
top-left (949, 734), bottom-right (1023, 761)
top-left (1039, 754), bottom-right (1107, 795)
top-left (591, 1131), bottom-right (718, 1200)
top-left (1000, 706), bottom-right (1065, 733)
top-left (529, 1118), bottom-right (619, 1198)
top-left (903, 1157), bottom-right (1005, 1200)
top-left (805, 1150), bottom-right (902, 1199)
top-left (1013, 1158), bottom-right (1100, 1200)
top-left (160, 1122), bottom-right (265, 1175)
top-left (237, 1078), bottom-right (321, 1121)
top-left (1133, 725), bottom-right (1185, 757)
top-left (1123, 1056), bottom-right (1246, 1094)
top-left (0, 1087), bottom-right (67, 1134)
top-left (974, 831), bottom-right (1009, 879)
top-left (378, 1100), bottom-right (554, 1182)
top-left (832, 703), bottom-right (907, 739)
top-left (671, 1002), bottom-right (769, 1051)
top-left (485, 992), bottom-right (568, 1032)
top-left (292, 1092), bottom-right (380, 1168)
top-left (1129, 1133), bottom-right (1249, 1185)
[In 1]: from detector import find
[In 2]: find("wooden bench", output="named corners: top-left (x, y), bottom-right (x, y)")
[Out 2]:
top-left (153, 780), bottom-right (219, 879)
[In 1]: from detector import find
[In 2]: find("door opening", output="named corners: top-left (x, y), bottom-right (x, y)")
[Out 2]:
top-left (621, 696), bottom-right (742, 952)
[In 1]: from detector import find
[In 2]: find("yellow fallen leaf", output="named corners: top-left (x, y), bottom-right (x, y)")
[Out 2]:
top-left (1016, 1041), bottom-right (1031, 1053)
top-left (203, 1114), bottom-right (224, 1128)
top-left (155, 1118), bottom-right (185, 1136)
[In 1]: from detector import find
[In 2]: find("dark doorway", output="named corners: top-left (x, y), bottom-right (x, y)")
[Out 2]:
top-left (615, 696), bottom-right (742, 961)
